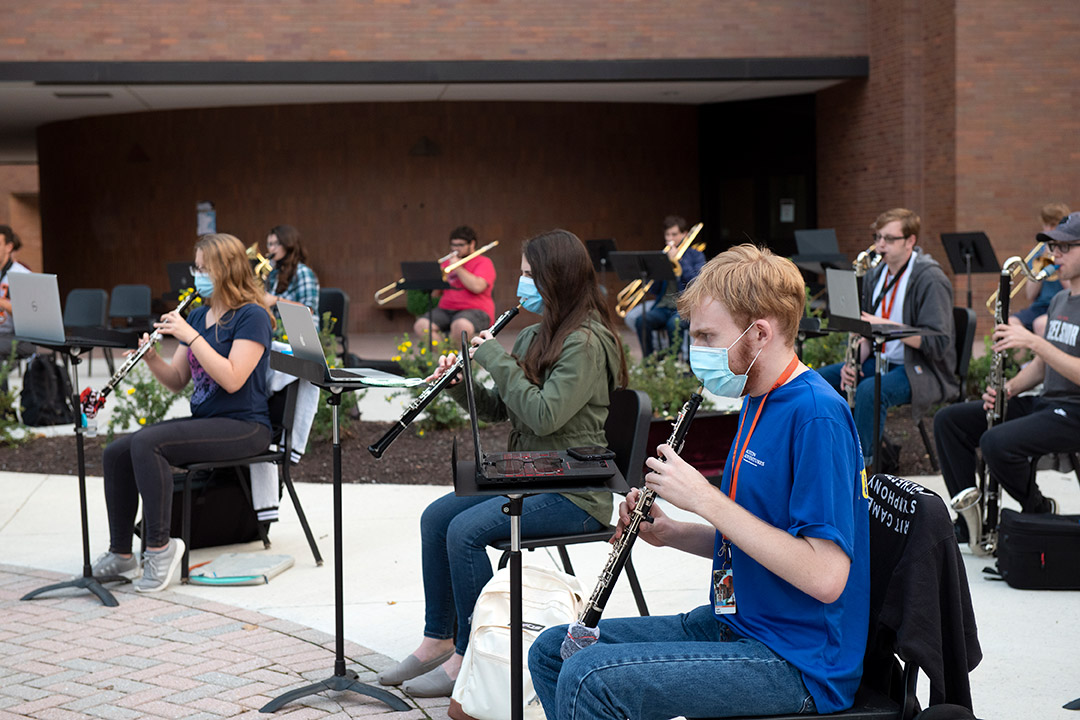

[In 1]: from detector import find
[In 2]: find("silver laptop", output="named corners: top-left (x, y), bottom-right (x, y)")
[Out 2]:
top-left (825, 268), bottom-right (863, 320)
top-left (277, 301), bottom-right (422, 387)
top-left (9, 272), bottom-right (66, 343)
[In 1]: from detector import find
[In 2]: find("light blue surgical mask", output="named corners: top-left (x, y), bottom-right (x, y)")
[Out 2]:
top-left (516, 276), bottom-right (544, 314)
top-left (689, 323), bottom-right (762, 398)
top-left (193, 272), bottom-right (214, 299)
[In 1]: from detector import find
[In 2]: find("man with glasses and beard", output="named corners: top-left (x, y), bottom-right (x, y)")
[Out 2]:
top-left (816, 208), bottom-right (957, 471)
top-left (935, 211), bottom-right (1080, 532)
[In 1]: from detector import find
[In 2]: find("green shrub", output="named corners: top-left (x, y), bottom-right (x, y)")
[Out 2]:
top-left (388, 331), bottom-right (469, 434)
top-left (104, 360), bottom-right (191, 441)
top-left (307, 311), bottom-right (362, 443)
top-left (0, 342), bottom-right (27, 446)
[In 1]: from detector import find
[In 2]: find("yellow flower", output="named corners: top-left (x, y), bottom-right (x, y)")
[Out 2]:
top-left (138, 417), bottom-right (147, 425)
top-left (405, 341), bottom-right (413, 348)
top-left (392, 355), bottom-right (401, 362)
top-left (418, 430), bottom-right (425, 437)
top-left (432, 339), bottom-right (439, 347)
top-left (420, 348), bottom-right (426, 355)
top-left (126, 387), bottom-right (136, 395)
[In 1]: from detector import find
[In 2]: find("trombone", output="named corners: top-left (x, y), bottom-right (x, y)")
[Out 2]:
top-left (985, 241), bottom-right (1058, 310)
top-left (615, 222), bottom-right (704, 318)
top-left (374, 240), bottom-right (499, 305)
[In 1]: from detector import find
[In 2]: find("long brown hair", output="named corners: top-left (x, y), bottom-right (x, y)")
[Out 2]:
top-left (269, 224), bottom-right (307, 294)
top-left (518, 230), bottom-right (628, 387)
top-left (196, 233), bottom-right (274, 326)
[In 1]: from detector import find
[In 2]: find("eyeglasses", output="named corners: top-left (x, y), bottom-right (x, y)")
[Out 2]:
top-left (872, 233), bottom-right (908, 244)
top-left (189, 265), bottom-right (209, 276)
top-left (266, 239), bottom-right (281, 248)
top-left (1047, 241), bottom-right (1080, 254)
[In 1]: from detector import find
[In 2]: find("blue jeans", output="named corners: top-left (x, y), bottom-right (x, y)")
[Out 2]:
top-left (817, 356), bottom-right (911, 462)
top-left (634, 305), bottom-right (678, 356)
top-left (529, 605), bottom-right (815, 719)
top-left (420, 491), bottom-right (605, 656)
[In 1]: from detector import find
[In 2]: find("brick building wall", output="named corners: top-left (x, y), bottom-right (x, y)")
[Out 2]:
top-left (0, 165), bottom-right (41, 272)
top-left (0, 1), bottom-right (867, 61)
top-left (38, 101), bottom-right (698, 333)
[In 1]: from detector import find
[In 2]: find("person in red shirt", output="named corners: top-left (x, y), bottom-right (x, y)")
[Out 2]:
top-left (413, 226), bottom-right (496, 346)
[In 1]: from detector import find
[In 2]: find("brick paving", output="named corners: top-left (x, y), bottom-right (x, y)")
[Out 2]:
top-left (0, 565), bottom-right (450, 720)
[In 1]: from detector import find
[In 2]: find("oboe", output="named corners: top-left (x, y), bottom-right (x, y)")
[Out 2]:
top-left (367, 304), bottom-right (521, 458)
top-left (561, 391), bottom-right (703, 659)
top-left (80, 291), bottom-right (200, 419)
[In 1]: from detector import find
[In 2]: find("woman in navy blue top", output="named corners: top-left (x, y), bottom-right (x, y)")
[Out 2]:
top-left (93, 233), bottom-right (274, 593)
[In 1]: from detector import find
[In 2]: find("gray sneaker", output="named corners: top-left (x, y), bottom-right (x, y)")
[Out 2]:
top-left (133, 538), bottom-right (185, 593)
top-left (91, 551), bottom-right (140, 581)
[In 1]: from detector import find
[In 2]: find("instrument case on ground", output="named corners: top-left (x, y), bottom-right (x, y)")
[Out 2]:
top-left (996, 509), bottom-right (1080, 590)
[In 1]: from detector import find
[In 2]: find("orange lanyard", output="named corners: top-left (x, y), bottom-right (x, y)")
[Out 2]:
top-left (880, 267), bottom-right (905, 321)
top-left (728, 355), bottom-right (799, 502)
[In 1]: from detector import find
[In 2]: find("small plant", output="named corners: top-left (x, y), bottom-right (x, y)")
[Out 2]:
top-left (0, 341), bottom-right (28, 446)
top-left (627, 339), bottom-right (713, 419)
top-left (105, 360), bottom-right (191, 441)
top-left (963, 335), bottom-right (1025, 402)
top-left (388, 331), bottom-right (469, 434)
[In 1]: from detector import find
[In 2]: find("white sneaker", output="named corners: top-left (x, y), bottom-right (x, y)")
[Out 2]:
top-left (90, 551), bottom-right (140, 581)
top-left (133, 538), bottom-right (185, 593)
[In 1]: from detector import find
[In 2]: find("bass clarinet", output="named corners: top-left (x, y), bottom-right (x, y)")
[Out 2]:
top-left (561, 391), bottom-right (703, 659)
top-left (367, 304), bottom-right (521, 458)
top-left (80, 291), bottom-right (201, 421)
top-left (842, 244), bottom-right (881, 407)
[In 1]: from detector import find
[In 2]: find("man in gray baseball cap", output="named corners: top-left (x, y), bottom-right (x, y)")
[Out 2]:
top-left (1037, 210), bottom-right (1080, 247)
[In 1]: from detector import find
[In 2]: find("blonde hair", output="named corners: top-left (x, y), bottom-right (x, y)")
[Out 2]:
top-left (677, 244), bottom-right (804, 346)
top-left (872, 208), bottom-right (920, 239)
top-left (1041, 202), bottom-right (1070, 228)
top-left (195, 233), bottom-right (274, 326)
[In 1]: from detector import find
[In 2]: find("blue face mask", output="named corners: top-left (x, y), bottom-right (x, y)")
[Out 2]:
top-left (193, 272), bottom-right (214, 299)
top-left (516, 276), bottom-right (544, 314)
top-left (689, 323), bottom-right (762, 398)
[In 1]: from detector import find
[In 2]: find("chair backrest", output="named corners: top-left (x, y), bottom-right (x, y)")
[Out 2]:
top-left (267, 379), bottom-right (300, 452)
top-left (604, 388), bottom-right (652, 487)
top-left (318, 287), bottom-right (349, 336)
top-left (108, 284), bottom-right (152, 321)
top-left (952, 306), bottom-right (977, 402)
top-left (63, 288), bottom-right (108, 328)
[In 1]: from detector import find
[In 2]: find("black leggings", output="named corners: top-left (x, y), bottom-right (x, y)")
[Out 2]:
top-left (103, 417), bottom-right (271, 551)
top-left (934, 396), bottom-right (1080, 513)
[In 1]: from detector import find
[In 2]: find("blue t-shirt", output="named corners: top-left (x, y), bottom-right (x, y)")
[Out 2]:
top-left (712, 370), bottom-right (870, 713)
top-left (184, 304), bottom-right (271, 427)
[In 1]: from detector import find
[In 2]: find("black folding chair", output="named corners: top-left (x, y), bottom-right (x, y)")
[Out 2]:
top-left (63, 288), bottom-right (109, 374)
top-left (490, 388), bottom-right (654, 616)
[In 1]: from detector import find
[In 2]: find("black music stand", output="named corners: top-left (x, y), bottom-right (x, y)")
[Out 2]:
top-left (399, 260), bottom-right (451, 357)
top-left (941, 232), bottom-right (999, 310)
top-left (791, 228), bottom-right (849, 276)
top-left (453, 458), bottom-right (627, 720)
top-left (260, 351), bottom-right (410, 714)
top-left (609, 251), bottom-right (677, 354)
top-left (586, 239), bottom-right (618, 289)
top-left (18, 330), bottom-right (139, 607)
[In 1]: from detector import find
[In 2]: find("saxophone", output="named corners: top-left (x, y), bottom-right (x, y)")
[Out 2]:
top-left (560, 391), bottom-right (703, 659)
top-left (953, 255), bottom-right (1055, 556)
top-left (842, 245), bottom-right (882, 407)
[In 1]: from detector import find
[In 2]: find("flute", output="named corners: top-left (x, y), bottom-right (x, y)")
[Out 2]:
top-left (561, 391), bottom-right (703, 659)
top-left (367, 304), bottom-right (521, 458)
top-left (80, 291), bottom-right (200, 419)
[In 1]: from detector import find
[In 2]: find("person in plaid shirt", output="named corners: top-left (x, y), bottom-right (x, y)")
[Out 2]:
top-left (263, 224), bottom-right (320, 328)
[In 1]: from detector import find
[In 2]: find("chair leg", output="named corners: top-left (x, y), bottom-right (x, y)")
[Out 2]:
top-left (1071, 453), bottom-right (1080, 489)
top-left (556, 545), bottom-right (575, 576)
top-left (917, 418), bottom-right (939, 473)
top-left (103, 348), bottom-right (115, 376)
top-left (281, 463), bottom-right (323, 566)
top-left (623, 555), bottom-right (650, 617)
top-left (182, 473), bottom-right (192, 583)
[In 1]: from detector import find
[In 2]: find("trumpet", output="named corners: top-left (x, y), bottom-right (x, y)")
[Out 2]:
top-left (984, 242), bottom-right (1058, 310)
top-left (615, 222), bottom-right (704, 318)
top-left (247, 243), bottom-right (273, 282)
top-left (374, 241), bottom-right (499, 305)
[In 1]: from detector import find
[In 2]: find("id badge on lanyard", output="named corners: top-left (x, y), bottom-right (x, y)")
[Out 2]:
top-left (713, 539), bottom-right (737, 615)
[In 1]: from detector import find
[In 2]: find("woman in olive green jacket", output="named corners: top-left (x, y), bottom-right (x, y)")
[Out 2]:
top-left (378, 229), bottom-right (629, 698)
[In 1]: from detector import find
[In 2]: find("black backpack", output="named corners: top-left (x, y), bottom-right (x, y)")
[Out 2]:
top-left (20, 353), bottom-right (74, 426)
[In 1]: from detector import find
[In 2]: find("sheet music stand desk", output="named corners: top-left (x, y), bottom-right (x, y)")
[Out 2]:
top-left (453, 459), bottom-right (628, 720)
top-left (260, 351), bottom-right (410, 714)
top-left (828, 317), bottom-right (940, 475)
top-left (398, 260), bottom-right (451, 356)
top-left (18, 329), bottom-right (139, 607)
top-left (941, 232), bottom-right (999, 310)
top-left (586, 238), bottom-right (618, 287)
top-left (609, 250), bottom-right (677, 353)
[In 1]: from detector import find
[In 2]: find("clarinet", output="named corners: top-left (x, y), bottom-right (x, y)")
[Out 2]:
top-left (80, 291), bottom-right (200, 419)
top-left (561, 391), bottom-right (703, 659)
top-left (367, 304), bottom-right (521, 458)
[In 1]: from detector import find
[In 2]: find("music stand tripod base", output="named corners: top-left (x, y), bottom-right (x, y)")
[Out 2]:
top-left (262, 353), bottom-right (410, 714)
top-left (17, 333), bottom-right (138, 607)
